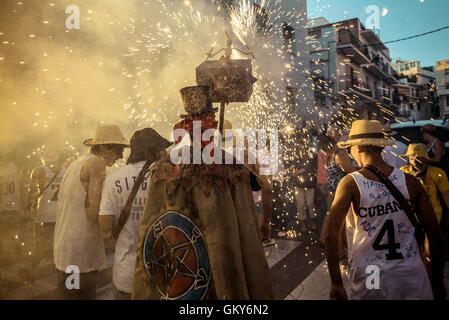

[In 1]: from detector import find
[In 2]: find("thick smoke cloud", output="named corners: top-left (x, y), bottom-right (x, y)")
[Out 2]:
top-left (1, 0), bottom-right (302, 170)
top-left (0, 0), bottom-right (229, 163)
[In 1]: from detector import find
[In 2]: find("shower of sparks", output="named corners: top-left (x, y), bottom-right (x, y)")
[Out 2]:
top-left (0, 0), bottom-right (393, 261)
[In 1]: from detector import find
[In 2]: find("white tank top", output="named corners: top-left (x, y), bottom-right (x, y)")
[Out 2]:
top-left (346, 168), bottom-right (433, 300)
top-left (54, 155), bottom-right (106, 273)
top-left (36, 166), bottom-right (66, 223)
top-left (0, 162), bottom-right (22, 212)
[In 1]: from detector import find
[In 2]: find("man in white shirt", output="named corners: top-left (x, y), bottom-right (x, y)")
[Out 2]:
top-left (54, 124), bottom-right (129, 300)
top-left (99, 128), bottom-right (172, 300)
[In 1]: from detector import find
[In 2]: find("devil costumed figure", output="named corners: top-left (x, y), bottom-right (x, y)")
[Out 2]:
top-left (132, 85), bottom-right (274, 300)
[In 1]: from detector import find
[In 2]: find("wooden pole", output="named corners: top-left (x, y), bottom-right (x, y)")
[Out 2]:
top-left (218, 101), bottom-right (226, 142)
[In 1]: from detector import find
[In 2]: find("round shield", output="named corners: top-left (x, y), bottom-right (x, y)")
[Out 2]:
top-left (143, 211), bottom-right (210, 300)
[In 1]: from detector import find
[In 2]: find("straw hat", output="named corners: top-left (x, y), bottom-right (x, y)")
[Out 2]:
top-left (83, 124), bottom-right (130, 147)
top-left (337, 120), bottom-right (394, 148)
top-left (179, 85), bottom-right (218, 118)
top-left (382, 124), bottom-right (397, 136)
top-left (399, 143), bottom-right (429, 159)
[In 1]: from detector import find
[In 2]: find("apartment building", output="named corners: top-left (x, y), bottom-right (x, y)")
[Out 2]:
top-left (436, 59), bottom-right (449, 117)
top-left (307, 17), bottom-right (398, 124)
top-left (391, 59), bottom-right (438, 121)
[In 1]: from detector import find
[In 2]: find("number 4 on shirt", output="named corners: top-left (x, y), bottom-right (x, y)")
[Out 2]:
top-left (372, 219), bottom-right (404, 260)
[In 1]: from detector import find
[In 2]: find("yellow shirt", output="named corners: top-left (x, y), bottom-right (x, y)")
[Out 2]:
top-left (401, 164), bottom-right (449, 223)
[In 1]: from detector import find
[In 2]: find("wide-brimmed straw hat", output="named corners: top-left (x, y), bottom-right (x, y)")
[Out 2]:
top-left (382, 124), bottom-right (397, 136)
top-left (399, 143), bottom-right (429, 159)
top-left (83, 124), bottom-right (130, 147)
top-left (337, 120), bottom-right (394, 148)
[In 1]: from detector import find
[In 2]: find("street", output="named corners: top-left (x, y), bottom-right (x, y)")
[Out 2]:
top-left (2, 222), bottom-right (449, 300)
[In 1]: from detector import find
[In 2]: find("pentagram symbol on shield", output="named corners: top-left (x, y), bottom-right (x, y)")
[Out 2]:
top-left (143, 211), bottom-right (211, 300)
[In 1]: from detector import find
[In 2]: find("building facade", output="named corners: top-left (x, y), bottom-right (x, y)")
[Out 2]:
top-left (436, 59), bottom-right (449, 117)
top-left (307, 17), bottom-right (398, 125)
top-left (391, 59), bottom-right (438, 121)
top-left (275, 0), bottom-right (315, 126)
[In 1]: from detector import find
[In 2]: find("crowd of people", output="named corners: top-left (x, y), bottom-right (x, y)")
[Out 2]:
top-left (0, 85), bottom-right (449, 300)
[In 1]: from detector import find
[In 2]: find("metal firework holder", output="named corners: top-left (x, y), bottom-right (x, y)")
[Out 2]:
top-left (195, 30), bottom-right (257, 136)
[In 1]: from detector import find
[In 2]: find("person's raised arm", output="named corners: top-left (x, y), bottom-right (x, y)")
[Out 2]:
top-left (324, 174), bottom-right (356, 300)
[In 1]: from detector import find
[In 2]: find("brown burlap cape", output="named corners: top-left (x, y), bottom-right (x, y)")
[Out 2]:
top-left (131, 153), bottom-right (274, 300)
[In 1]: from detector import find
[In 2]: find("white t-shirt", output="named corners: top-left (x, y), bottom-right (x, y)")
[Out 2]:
top-left (382, 140), bottom-right (409, 169)
top-left (99, 161), bottom-right (151, 293)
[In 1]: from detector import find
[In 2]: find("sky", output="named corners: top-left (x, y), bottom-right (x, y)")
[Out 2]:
top-left (306, 0), bottom-right (449, 67)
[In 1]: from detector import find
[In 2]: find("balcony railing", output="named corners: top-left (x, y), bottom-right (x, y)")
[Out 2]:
top-left (381, 88), bottom-right (391, 103)
top-left (338, 76), bottom-right (372, 97)
top-left (398, 104), bottom-right (412, 117)
top-left (338, 30), bottom-right (370, 58)
top-left (371, 56), bottom-right (390, 75)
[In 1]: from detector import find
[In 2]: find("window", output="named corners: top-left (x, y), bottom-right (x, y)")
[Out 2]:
top-left (308, 28), bottom-right (322, 38)
top-left (445, 68), bottom-right (449, 76)
top-left (446, 96), bottom-right (449, 108)
top-left (313, 77), bottom-right (327, 107)
top-left (286, 86), bottom-right (297, 111)
top-left (417, 101), bottom-right (421, 111)
top-left (405, 64), bottom-right (410, 71)
top-left (410, 62), bottom-right (416, 68)
top-left (400, 64), bottom-right (405, 71)
top-left (282, 23), bottom-right (296, 53)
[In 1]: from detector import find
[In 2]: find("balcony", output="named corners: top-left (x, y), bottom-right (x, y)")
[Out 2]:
top-left (338, 76), bottom-right (394, 106)
top-left (398, 104), bottom-right (413, 118)
top-left (362, 59), bottom-right (398, 84)
top-left (361, 29), bottom-right (389, 54)
top-left (337, 76), bottom-right (373, 100)
top-left (380, 88), bottom-right (392, 104)
top-left (337, 30), bottom-right (371, 65)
